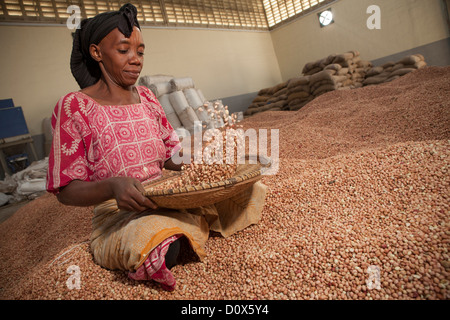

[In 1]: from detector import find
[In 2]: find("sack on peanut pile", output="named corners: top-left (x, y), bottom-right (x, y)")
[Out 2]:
top-left (364, 54), bottom-right (427, 86)
top-left (149, 82), bottom-right (173, 98)
top-left (170, 77), bottom-right (195, 91)
top-left (246, 51), bottom-right (427, 117)
top-left (138, 74), bottom-right (174, 87)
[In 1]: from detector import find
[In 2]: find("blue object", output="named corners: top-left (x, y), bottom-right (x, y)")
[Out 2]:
top-left (6, 153), bottom-right (29, 173)
top-left (0, 98), bottom-right (14, 109)
top-left (0, 107), bottom-right (30, 139)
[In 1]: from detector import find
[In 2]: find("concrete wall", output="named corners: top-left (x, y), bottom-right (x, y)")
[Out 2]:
top-left (0, 25), bottom-right (281, 138)
top-left (270, 0), bottom-right (450, 81)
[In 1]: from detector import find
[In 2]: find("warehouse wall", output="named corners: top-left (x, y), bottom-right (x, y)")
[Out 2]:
top-left (2, 0), bottom-right (450, 167)
top-left (270, 0), bottom-right (450, 81)
top-left (0, 25), bottom-right (281, 145)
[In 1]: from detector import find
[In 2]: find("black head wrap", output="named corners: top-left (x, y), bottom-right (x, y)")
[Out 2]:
top-left (70, 3), bottom-right (141, 89)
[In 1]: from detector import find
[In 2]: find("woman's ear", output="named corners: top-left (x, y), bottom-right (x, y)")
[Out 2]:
top-left (89, 44), bottom-right (102, 62)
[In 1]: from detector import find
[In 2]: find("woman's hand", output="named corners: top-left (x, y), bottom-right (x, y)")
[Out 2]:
top-left (57, 177), bottom-right (157, 212)
top-left (108, 177), bottom-right (157, 212)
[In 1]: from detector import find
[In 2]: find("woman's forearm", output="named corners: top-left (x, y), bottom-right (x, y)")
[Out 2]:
top-left (57, 179), bottom-right (114, 207)
top-left (56, 177), bottom-right (157, 212)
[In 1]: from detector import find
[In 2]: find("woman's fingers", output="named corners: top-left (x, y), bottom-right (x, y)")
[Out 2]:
top-left (112, 177), bottom-right (158, 212)
top-left (133, 180), bottom-right (158, 210)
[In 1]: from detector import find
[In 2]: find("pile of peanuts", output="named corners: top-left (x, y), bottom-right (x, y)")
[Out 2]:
top-left (1, 66), bottom-right (449, 300)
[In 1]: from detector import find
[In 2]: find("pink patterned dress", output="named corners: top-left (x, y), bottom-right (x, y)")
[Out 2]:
top-left (46, 86), bottom-right (182, 290)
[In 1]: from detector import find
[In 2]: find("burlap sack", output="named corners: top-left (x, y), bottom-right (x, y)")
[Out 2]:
top-left (288, 84), bottom-right (310, 95)
top-left (258, 87), bottom-right (272, 95)
top-left (324, 54), bottom-right (337, 65)
top-left (385, 75), bottom-right (401, 83)
top-left (183, 88), bottom-right (204, 109)
top-left (170, 77), bottom-right (195, 91)
top-left (169, 91), bottom-right (189, 114)
top-left (270, 81), bottom-right (288, 95)
top-left (149, 82), bottom-right (172, 98)
top-left (287, 76), bottom-right (310, 89)
top-left (337, 67), bottom-right (349, 76)
top-left (273, 87), bottom-right (288, 97)
top-left (357, 60), bottom-right (373, 68)
top-left (415, 61), bottom-right (427, 69)
top-left (332, 75), bottom-right (348, 83)
top-left (158, 94), bottom-right (175, 115)
top-left (177, 106), bottom-right (199, 132)
top-left (196, 89), bottom-right (206, 103)
top-left (138, 74), bottom-right (174, 87)
top-left (310, 70), bottom-right (334, 85)
top-left (311, 79), bottom-right (334, 92)
top-left (194, 107), bottom-right (210, 124)
top-left (266, 96), bottom-right (281, 104)
top-left (400, 55), bottom-right (423, 66)
top-left (304, 66), bottom-right (323, 76)
top-left (363, 74), bottom-right (389, 85)
top-left (157, 94), bottom-right (183, 129)
top-left (389, 67), bottom-right (415, 77)
top-left (312, 84), bottom-right (337, 96)
top-left (288, 91), bottom-right (310, 102)
top-left (252, 95), bottom-right (271, 103)
top-left (333, 52), bottom-right (354, 64)
top-left (302, 62), bottom-right (315, 74)
top-left (324, 63), bottom-right (342, 72)
top-left (391, 63), bottom-right (405, 72)
top-left (323, 69), bottom-right (336, 75)
top-left (166, 112), bottom-right (183, 129)
top-left (351, 73), bottom-right (364, 81)
top-left (381, 61), bottom-right (395, 69)
top-left (289, 98), bottom-right (312, 111)
top-left (366, 66), bottom-right (383, 77)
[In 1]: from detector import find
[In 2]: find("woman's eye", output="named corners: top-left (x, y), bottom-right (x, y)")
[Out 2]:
top-left (138, 51), bottom-right (145, 56)
top-left (118, 49), bottom-right (128, 54)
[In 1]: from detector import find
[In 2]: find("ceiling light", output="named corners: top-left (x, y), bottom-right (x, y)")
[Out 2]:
top-left (318, 9), bottom-right (334, 27)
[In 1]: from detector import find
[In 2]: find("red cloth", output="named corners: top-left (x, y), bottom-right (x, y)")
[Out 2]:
top-left (128, 234), bottom-right (182, 291)
top-left (46, 86), bottom-right (181, 193)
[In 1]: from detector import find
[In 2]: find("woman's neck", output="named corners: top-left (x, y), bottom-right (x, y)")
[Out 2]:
top-left (81, 79), bottom-right (140, 106)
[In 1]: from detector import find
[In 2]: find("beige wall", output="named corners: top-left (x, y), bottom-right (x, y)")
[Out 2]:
top-left (1, 0), bottom-right (449, 137)
top-left (0, 25), bottom-right (281, 136)
top-left (270, 0), bottom-right (450, 80)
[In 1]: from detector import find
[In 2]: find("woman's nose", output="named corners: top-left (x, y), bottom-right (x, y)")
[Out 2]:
top-left (129, 51), bottom-right (142, 65)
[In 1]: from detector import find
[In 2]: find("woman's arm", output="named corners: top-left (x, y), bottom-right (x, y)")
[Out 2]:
top-left (57, 177), bottom-right (157, 212)
top-left (163, 157), bottom-right (183, 171)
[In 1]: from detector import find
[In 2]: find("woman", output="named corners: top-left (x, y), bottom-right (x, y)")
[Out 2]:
top-left (47, 3), bottom-right (266, 292)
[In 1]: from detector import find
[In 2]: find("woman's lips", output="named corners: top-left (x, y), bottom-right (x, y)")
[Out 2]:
top-left (124, 70), bottom-right (140, 78)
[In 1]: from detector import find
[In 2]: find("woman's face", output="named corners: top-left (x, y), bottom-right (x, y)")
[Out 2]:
top-left (91, 26), bottom-right (145, 87)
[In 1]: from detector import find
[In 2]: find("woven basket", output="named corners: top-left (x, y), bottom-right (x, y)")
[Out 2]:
top-left (143, 158), bottom-right (266, 209)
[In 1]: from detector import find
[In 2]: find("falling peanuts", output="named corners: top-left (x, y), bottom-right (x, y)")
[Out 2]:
top-left (148, 129), bottom-right (241, 191)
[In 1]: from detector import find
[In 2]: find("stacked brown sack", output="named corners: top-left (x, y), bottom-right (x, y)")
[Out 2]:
top-left (246, 50), bottom-right (372, 116)
top-left (363, 54), bottom-right (427, 86)
top-left (245, 81), bottom-right (290, 116)
top-left (245, 52), bottom-right (427, 117)
top-left (286, 76), bottom-right (312, 111)
top-left (303, 50), bottom-right (372, 91)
